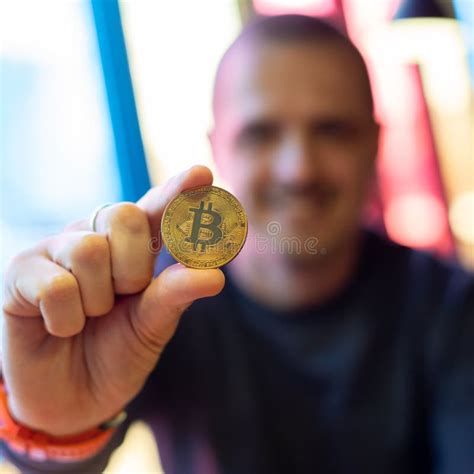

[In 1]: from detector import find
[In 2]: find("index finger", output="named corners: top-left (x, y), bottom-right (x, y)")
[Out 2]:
top-left (137, 165), bottom-right (214, 238)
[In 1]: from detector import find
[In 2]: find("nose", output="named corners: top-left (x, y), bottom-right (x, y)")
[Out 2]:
top-left (273, 129), bottom-right (317, 185)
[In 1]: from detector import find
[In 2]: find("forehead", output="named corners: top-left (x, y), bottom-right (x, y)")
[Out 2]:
top-left (215, 40), bottom-right (371, 125)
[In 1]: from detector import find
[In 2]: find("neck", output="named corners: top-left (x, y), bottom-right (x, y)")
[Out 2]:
top-left (228, 230), bottom-right (363, 311)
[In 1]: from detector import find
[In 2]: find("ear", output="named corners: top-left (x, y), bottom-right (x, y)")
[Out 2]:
top-left (207, 128), bottom-right (217, 158)
top-left (371, 120), bottom-right (381, 163)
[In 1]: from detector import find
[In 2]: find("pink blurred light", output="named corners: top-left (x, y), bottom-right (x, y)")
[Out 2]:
top-left (342, 0), bottom-right (400, 44)
top-left (385, 193), bottom-right (447, 248)
top-left (343, 0), bottom-right (453, 255)
top-left (376, 66), bottom-right (442, 192)
top-left (253, 0), bottom-right (337, 17)
top-left (377, 65), bottom-right (452, 252)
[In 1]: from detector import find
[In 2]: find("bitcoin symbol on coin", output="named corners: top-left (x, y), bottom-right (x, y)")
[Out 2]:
top-left (161, 185), bottom-right (247, 269)
top-left (186, 201), bottom-right (223, 251)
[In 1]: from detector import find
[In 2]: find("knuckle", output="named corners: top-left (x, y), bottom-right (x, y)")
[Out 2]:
top-left (87, 297), bottom-right (114, 317)
top-left (41, 273), bottom-right (79, 302)
top-left (63, 219), bottom-right (88, 232)
top-left (48, 316), bottom-right (85, 337)
top-left (3, 253), bottom-right (23, 280)
top-left (71, 233), bottom-right (109, 267)
top-left (110, 203), bottom-right (149, 235)
top-left (48, 317), bottom-right (85, 338)
top-left (115, 274), bottom-right (151, 295)
top-left (4, 246), bottom-right (38, 277)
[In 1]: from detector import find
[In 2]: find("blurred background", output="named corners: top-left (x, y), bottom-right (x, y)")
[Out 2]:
top-left (0, 0), bottom-right (473, 471)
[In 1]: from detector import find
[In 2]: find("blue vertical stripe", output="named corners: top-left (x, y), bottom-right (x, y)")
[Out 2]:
top-left (90, 0), bottom-right (151, 202)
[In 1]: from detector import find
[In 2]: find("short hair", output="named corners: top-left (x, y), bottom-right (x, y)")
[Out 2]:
top-left (212, 14), bottom-right (374, 117)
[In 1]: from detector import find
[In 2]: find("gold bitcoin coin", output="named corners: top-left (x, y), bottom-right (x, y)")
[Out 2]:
top-left (161, 185), bottom-right (248, 269)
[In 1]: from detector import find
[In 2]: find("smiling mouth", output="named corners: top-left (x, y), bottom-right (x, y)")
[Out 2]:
top-left (263, 185), bottom-right (337, 203)
top-left (265, 192), bottom-right (337, 211)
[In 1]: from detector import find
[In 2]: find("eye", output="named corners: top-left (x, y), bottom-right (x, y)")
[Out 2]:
top-left (313, 120), bottom-right (355, 139)
top-left (237, 121), bottom-right (280, 147)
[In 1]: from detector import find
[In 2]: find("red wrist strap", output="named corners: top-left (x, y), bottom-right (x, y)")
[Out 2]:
top-left (0, 380), bottom-right (122, 462)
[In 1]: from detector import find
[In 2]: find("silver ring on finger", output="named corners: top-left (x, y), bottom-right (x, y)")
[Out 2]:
top-left (89, 203), bottom-right (112, 232)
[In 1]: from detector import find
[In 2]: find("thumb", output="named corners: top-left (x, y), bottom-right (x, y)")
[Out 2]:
top-left (126, 264), bottom-right (225, 354)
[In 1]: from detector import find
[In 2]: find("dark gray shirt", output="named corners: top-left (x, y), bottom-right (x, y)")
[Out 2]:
top-left (3, 231), bottom-right (474, 473)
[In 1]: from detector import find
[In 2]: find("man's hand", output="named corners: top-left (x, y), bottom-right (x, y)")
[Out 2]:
top-left (1, 166), bottom-right (225, 436)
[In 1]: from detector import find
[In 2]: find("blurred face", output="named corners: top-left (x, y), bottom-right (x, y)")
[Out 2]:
top-left (211, 39), bottom-right (378, 264)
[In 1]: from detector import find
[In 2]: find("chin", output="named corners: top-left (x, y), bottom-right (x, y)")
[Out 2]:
top-left (282, 250), bottom-right (325, 268)
top-left (282, 219), bottom-right (333, 245)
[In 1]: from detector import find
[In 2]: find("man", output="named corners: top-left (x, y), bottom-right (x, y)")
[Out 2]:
top-left (1, 14), bottom-right (473, 474)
